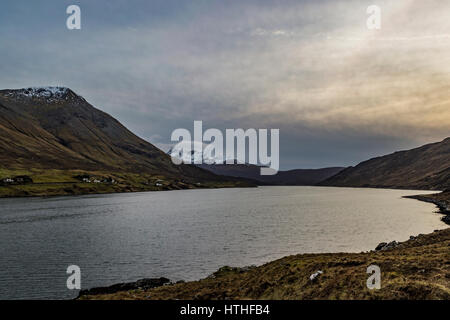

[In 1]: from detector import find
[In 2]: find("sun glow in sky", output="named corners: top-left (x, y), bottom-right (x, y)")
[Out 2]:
top-left (0, 0), bottom-right (449, 168)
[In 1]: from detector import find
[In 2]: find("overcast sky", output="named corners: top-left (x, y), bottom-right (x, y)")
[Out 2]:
top-left (0, 0), bottom-right (449, 169)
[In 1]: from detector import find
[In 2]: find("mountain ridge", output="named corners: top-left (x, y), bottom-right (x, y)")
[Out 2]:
top-left (167, 144), bottom-right (345, 185)
top-left (0, 87), bottom-right (193, 173)
top-left (320, 138), bottom-right (450, 190)
top-left (197, 163), bottom-right (345, 186)
top-left (0, 87), bottom-right (251, 196)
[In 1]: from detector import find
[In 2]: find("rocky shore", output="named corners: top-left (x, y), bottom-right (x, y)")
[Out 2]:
top-left (404, 191), bottom-right (450, 224)
top-left (78, 191), bottom-right (450, 300)
top-left (77, 278), bottom-right (172, 298)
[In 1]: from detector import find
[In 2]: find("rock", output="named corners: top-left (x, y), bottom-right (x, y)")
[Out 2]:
top-left (375, 241), bottom-right (399, 251)
top-left (209, 265), bottom-right (256, 279)
top-left (381, 241), bottom-right (399, 250)
top-left (240, 265), bottom-right (257, 272)
top-left (309, 270), bottom-right (323, 281)
top-left (78, 277), bottom-right (171, 297)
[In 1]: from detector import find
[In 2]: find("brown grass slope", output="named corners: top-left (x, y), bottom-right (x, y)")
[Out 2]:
top-left (320, 138), bottom-right (450, 190)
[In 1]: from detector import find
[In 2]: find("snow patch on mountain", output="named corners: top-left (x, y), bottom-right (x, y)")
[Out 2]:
top-left (6, 87), bottom-right (74, 101)
top-left (3, 87), bottom-right (88, 103)
top-left (168, 141), bottom-right (232, 164)
top-left (10, 87), bottom-right (69, 98)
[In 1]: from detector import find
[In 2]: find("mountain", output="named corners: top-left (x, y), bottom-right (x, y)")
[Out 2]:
top-left (321, 138), bottom-right (450, 190)
top-left (197, 164), bottom-right (345, 186)
top-left (0, 87), bottom-right (250, 196)
top-left (167, 147), bottom-right (344, 185)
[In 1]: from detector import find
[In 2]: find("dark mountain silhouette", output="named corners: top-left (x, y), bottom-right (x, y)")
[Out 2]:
top-left (321, 138), bottom-right (450, 190)
top-left (197, 163), bottom-right (345, 186)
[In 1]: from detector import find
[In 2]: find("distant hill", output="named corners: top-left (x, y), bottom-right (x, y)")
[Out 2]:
top-left (320, 138), bottom-right (450, 190)
top-left (197, 163), bottom-right (345, 186)
top-left (168, 144), bottom-right (344, 186)
top-left (0, 87), bottom-right (250, 196)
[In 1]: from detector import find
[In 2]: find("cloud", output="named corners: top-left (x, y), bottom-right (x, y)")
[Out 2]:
top-left (0, 0), bottom-right (449, 168)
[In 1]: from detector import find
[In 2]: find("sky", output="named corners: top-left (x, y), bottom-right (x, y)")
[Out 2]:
top-left (0, 0), bottom-right (449, 169)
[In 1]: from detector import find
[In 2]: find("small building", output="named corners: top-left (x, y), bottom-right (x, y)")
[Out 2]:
top-left (102, 177), bottom-right (116, 184)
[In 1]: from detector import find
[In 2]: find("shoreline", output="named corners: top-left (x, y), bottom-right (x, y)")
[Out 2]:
top-left (78, 191), bottom-right (450, 300)
top-left (0, 183), bottom-right (440, 199)
top-left (403, 192), bottom-right (450, 224)
top-left (0, 184), bottom-right (257, 200)
top-left (0, 181), bottom-right (257, 199)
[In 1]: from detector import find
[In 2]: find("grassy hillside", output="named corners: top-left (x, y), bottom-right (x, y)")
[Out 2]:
top-left (0, 87), bottom-right (252, 196)
top-left (0, 168), bottom-right (251, 197)
top-left (321, 138), bottom-right (450, 190)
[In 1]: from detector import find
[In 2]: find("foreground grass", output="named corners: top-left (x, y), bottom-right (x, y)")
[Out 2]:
top-left (80, 193), bottom-right (450, 300)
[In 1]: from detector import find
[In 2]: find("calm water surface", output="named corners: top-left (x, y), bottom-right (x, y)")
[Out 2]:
top-left (0, 186), bottom-right (445, 299)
